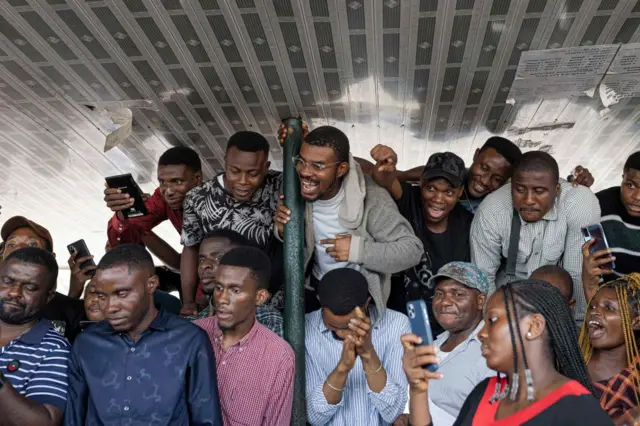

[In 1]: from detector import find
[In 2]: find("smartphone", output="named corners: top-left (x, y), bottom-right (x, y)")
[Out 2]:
top-left (582, 223), bottom-right (616, 269)
top-left (406, 299), bottom-right (438, 372)
top-left (67, 239), bottom-right (96, 276)
top-left (105, 173), bottom-right (149, 219)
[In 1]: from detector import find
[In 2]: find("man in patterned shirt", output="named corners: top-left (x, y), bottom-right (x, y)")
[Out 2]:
top-left (187, 229), bottom-right (283, 337)
top-left (470, 151), bottom-right (601, 322)
top-left (181, 131), bottom-right (282, 316)
top-left (195, 246), bottom-right (294, 425)
top-left (0, 247), bottom-right (71, 426)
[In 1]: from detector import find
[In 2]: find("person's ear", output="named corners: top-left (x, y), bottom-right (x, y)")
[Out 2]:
top-left (52, 252), bottom-right (56, 259)
top-left (631, 315), bottom-right (640, 331)
top-left (336, 162), bottom-right (349, 179)
top-left (473, 148), bottom-right (480, 162)
top-left (476, 292), bottom-right (487, 311)
top-left (147, 274), bottom-right (159, 294)
top-left (265, 160), bottom-right (271, 171)
top-left (524, 313), bottom-right (546, 340)
top-left (256, 289), bottom-right (269, 306)
top-left (195, 171), bottom-right (203, 185)
top-left (363, 296), bottom-right (372, 312)
top-left (555, 183), bottom-right (561, 196)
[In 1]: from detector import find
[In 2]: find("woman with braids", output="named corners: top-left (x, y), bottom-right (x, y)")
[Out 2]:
top-left (579, 273), bottom-right (640, 420)
top-left (401, 279), bottom-right (612, 426)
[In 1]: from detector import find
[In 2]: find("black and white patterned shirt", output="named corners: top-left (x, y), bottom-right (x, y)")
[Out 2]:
top-left (181, 170), bottom-right (282, 249)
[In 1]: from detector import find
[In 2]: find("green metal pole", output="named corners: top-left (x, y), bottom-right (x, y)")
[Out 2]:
top-left (281, 117), bottom-right (306, 425)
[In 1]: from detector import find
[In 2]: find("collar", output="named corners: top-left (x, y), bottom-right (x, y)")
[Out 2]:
top-left (104, 308), bottom-right (167, 334)
top-left (435, 320), bottom-right (484, 349)
top-left (14, 319), bottom-right (52, 345)
top-left (212, 316), bottom-right (260, 350)
top-left (318, 308), bottom-right (379, 334)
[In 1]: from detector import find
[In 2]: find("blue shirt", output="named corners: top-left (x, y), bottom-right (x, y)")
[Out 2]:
top-left (305, 309), bottom-right (410, 426)
top-left (64, 309), bottom-right (223, 426)
top-left (1, 320), bottom-right (70, 411)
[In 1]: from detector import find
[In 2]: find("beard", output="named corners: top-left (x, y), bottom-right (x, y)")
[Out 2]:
top-left (0, 297), bottom-right (37, 325)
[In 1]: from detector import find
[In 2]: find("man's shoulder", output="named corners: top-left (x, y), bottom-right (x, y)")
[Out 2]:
top-left (304, 310), bottom-right (322, 329)
top-left (185, 176), bottom-right (223, 201)
top-left (36, 324), bottom-right (71, 353)
top-left (254, 322), bottom-right (294, 361)
top-left (596, 186), bottom-right (621, 212)
top-left (475, 184), bottom-right (513, 216)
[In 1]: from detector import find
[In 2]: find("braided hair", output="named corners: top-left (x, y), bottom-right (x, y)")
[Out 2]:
top-left (579, 273), bottom-right (640, 405)
top-left (495, 279), bottom-right (594, 401)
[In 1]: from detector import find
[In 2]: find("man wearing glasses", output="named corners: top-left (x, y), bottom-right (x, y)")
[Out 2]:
top-left (274, 126), bottom-right (423, 319)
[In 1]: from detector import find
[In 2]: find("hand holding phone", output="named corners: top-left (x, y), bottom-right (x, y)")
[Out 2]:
top-left (67, 239), bottom-right (97, 277)
top-left (406, 299), bottom-right (438, 372)
top-left (104, 174), bottom-right (149, 219)
top-left (581, 224), bottom-right (616, 269)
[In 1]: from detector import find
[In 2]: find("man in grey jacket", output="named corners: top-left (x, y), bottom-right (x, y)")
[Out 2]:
top-left (275, 126), bottom-right (423, 320)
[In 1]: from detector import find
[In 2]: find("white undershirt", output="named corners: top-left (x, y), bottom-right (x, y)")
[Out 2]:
top-left (311, 185), bottom-right (359, 279)
top-left (403, 350), bottom-right (456, 426)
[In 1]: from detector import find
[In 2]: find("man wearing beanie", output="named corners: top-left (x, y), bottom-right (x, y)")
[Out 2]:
top-left (583, 151), bottom-right (640, 284)
top-left (305, 268), bottom-right (410, 426)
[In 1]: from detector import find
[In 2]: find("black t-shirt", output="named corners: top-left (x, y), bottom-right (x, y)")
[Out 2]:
top-left (387, 183), bottom-right (473, 334)
top-left (597, 186), bottom-right (640, 276)
top-left (451, 377), bottom-right (613, 426)
top-left (39, 291), bottom-right (86, 343)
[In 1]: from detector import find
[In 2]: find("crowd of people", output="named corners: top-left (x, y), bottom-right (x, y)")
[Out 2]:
top-left (1, 122), bottom-right (640, 426)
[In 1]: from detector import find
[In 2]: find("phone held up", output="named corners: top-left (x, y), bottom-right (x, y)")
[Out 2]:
top-left (67, 239), bottom-right (96, 277)
top-left (581, 223), bottom-right (616, 270)
top-left (406, 299), bottom-right (438, 372)
top-left (105, 173), bottom-right (149, 219)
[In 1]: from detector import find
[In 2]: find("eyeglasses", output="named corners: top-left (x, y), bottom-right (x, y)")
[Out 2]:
top-left (292, 156), bottom-right (341, 171)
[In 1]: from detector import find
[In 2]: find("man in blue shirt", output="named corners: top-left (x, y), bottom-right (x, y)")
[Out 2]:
top-left (64, 244), bottom-right (222, 426)
top-left (305, 268), bottom-right (410, 426)
top-left (0, 247), bottom-right (71, 426)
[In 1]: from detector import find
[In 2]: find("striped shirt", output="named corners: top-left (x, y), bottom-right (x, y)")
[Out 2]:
top-left (403, 320), bottom-right (494, 425)
top-left (597, 186), bottom-right (640, 277)
top-left (470, 180), bottom-right (600, 321)
top-left (305, 309), bottom-right (410, 426)
top-left (195, 315), bottom-right (294, 426)
top-left (0, 320), bottom-right (70, 411)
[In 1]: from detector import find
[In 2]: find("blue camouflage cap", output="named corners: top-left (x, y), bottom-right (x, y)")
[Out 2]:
top-left (426, 261), bottom-right (489, 294)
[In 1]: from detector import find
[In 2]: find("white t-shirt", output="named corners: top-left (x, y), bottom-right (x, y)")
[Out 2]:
top-left (311, 185), bottom-right (359, 279)
top-left (403, 350), bottom-right (456, 426)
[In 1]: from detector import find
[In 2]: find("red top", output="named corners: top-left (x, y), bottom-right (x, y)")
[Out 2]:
top-left (473, 377), bottom-right (592, 426)
top-left (106, 187), bottom-right (183, 247)
top-left (194, 315), bottom-right (295, 426)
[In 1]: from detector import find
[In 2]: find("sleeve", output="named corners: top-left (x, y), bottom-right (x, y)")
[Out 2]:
top-left (263, 349), bottom-right (295, 426)
top-left (107, 188), bottom-right (169, 247)
top-left (305, 345), bottom-right (342, 425)
top-left (395, 183), bottom-right (419, 218)
top-left (348, 187), bottom-right (424, 274)
top-left (187, 329), bottom-right (223, 426)
top-left (63, 346), bottom-right (88, 424)
top-left (470, 203), bottom-right (503, 294)
top-left (561, 187), bottom-right (601, 321)
top-left (23, 340), bottom-right (70, 411)
top-left (181, 190), bottom-right (204, 248)
top-left (367, 315), bottom-right (411, 423)
top-left (550, 394), bottom-right (614, 426)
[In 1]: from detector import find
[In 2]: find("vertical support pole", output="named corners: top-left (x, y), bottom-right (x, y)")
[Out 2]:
top-left (281, 117), bottom-right (306, 424)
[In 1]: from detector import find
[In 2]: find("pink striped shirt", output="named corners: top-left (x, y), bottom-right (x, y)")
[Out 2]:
top-left (194, 316), bottom-right (294, 426)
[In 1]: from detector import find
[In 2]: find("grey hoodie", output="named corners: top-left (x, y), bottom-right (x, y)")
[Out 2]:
top-left (277, 154), bottom-right (424, 321)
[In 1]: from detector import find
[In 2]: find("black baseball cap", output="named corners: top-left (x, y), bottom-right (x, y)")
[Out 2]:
top-left (421, 152), bottom-right (466, 188)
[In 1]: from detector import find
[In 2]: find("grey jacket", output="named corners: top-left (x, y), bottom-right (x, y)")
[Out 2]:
top-left (277, 155), bottom-right (424, 320)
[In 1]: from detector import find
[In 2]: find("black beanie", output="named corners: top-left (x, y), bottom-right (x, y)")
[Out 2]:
top-left (317, 268), bottom-right (369, 315)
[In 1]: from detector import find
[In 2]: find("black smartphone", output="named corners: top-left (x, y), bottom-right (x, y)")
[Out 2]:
top-left (105, 173), bottom-right (149, 219)
top-left (67, 239), bottom-right (96, 276)
top-left (406, 299), bottom-right (438, 372)
top-left (582, 223), bottom-right (616, 269)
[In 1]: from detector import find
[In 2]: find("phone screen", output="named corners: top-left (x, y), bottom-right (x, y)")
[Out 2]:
top-left (582, 224), bottom-right (615, 269)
